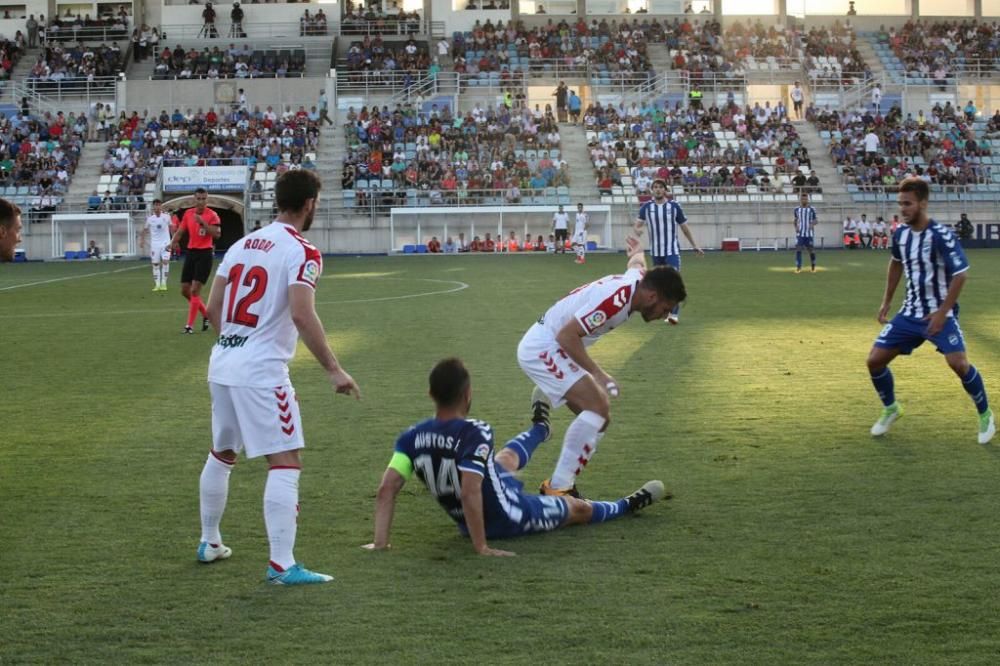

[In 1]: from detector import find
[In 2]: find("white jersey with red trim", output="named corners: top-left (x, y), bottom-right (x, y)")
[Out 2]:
top-left (208, 221), bottom-right (323, 388)
top-left (538, 267), bottom-right (643, 347)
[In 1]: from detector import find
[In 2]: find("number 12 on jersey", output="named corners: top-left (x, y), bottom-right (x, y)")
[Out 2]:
top-left (225, 263), bottom-right (268, 328)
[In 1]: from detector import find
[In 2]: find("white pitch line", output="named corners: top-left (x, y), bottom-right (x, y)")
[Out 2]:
top-left (0, 276), bottom-right (469, 320)
top-left (0, 264), bottom-right (147, 292)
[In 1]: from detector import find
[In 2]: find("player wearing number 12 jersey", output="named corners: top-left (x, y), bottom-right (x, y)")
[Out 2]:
top-left (363, 358), bottom-right (666, 556)
top-left (517, 233), bottom-right (687, 498)
top-left (198, 170), bottom-right (361, 586)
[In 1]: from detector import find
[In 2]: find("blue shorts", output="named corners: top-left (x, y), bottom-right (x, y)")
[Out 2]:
top-left (796, 235), bottom-right (814, 248)
top-left (652, 254), bottom-right (681, 270)
top-left (461, 475), bottom-right (570, 539)
top-left (873, 313), bottom-right (966, 355)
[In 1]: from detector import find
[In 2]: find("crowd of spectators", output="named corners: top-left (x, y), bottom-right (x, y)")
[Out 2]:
top-left (803, 22), bottom-right (869, 85)
top-left (341, 36), bottom-right (431, 85)
top-left (340, 101), bottom-right (569, 206)
top-left (27, 42), bottom-right (124, 87)
top-left (810, 101), bottom-right (993, 193)
top-left (299, 8), bottom-right (328, 36)
top-left (878, 20), bottom-right (1000, 81)
top-left (722, 21), bottom-right (803, 71)
top-left (451, 18), bottom-right (653, 82)
top-left (96, 106), bottom-right (321, 211)
top-left (45, 9), bottom-right (131, 43)
top-left (152, 43), bottom-right (305, 79)
top-left (0, 111), bottom-right (84, 219)
top-left (0, 38), bottom-right (26, 82)
top-left (586, 98), bottom-right (814, 197)
top-left (340, 3), bottom-right (423, 35)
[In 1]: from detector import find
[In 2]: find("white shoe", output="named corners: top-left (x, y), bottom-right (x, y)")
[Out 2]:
top-left (665, 313), bottom-right (679, 325)
top-left (197, 541), bottom-right (232, 563)
top-left (979, 409), bottom-right (996, 445)
top-left (871, 403), bottom-right (903, 436)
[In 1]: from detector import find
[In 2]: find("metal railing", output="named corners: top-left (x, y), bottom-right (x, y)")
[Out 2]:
top-left (333, 18), bottom-right (443, 37)
top-left (22, 76), bottom-right (119, 100)
top-left (161, 22), bottom-right (314, 40)
top-left (44, 24), bottom-right (131, 43)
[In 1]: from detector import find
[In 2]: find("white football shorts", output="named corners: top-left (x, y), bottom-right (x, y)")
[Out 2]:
top-left (517, 323), bottom-right (589, 408)
top-left (572, 231), bottom-right (586, 245)
top-left (151, 242), bottom-right (171, 264)
top-left (210, 382), bottom-right (305, 458)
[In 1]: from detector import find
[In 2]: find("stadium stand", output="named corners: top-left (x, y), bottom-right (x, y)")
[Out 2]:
top-left (152, 43), bottom-right (305, 80)
top-left (870, 20), bottom-right (999, 86)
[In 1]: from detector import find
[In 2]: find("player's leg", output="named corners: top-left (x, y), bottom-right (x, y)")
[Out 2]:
top-left (494, 387), bottom-right (552, 473)
top-left (235, 384), bottom-right (332, 584)
top-left (150, 256), bottom-right (161, 290)
top-left (794, 241), bottom-right (803, 273)
top-left (867, 318), bottom-right (913, 435)
top-left (545, 374), bottom-right (609, 494)
top-left (940, 332), bottom-right (994, 443)
top-left (808, 238), bottom-right (816, 272)
top-left (159, 248), bottom-right (171, 290)
top-left (562, 480), bottom-right (668, 526)
top-left (199, 383), bottom-right (240, 563)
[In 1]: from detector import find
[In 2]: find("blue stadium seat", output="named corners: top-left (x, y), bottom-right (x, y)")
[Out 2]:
top-left (586, 241), bottom-right (597, 251)
top-left (415, 244), bottom-right (428, 253)
top-left (76, 251), bottom-right (89, 259)
top-left (64, 250), bottom-right (74, 260)
top-left (402, 244), bottom-right (416, 254)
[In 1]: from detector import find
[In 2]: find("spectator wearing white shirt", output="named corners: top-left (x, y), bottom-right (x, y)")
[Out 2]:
top-left (871, 84), bottom-right (882, 113)
top-left (863, 129), bottom-right (880, 155)
top-left (857, 214), bottom-right (873, 249)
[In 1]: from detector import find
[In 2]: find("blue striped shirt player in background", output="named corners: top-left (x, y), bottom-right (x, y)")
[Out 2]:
top-left (793, 192), bottom-right (818, 273)
top-left (634, 179), bottom-right (703, 324)
top-left (866, 177), bottom-right (995, 444)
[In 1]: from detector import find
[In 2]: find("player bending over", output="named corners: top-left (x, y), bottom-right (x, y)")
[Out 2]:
top-left (363, 358), bottom-right (666, 556)
top-left (518, 232), bottom-right (686, 498)
top-left (867, 177), bottom-right (995, 444)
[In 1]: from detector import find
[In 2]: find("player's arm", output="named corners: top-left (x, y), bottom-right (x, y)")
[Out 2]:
top-left (363, 465), bottom-right (407, 550)
top-left (289, 284), bottom-right (361, 399)
top-left (206, 273), bottom-right (227, 333)
top-left (679, 222), bottom-right (704, 255)
top-left (459, 470), bottom-right (514, 557)
top-left (877, 258), bottom-right (904, 324)
top-left (625, 233), bottom-right (647, 272)
top-left (555, 318), bottom-right (616, 392)
top-left (926, 271), bottom-right (966, 335)
top-left (199, 214), bottom-right (222, 239)
top-left (168, 219), bottom-right (187, 249)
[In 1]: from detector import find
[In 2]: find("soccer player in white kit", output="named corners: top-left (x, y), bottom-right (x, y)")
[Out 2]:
top-left (518, 233), bottom-right (687, 497)
top-left (141, 199), bottom-right (173, 291)
top-left (197, 170), bottom-right (361, 586)
top-left (572, 203), bottom-right (588, 264)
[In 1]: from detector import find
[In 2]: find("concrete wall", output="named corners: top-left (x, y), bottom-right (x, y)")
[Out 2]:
top-left (122, 76), bottom-right (325, 112)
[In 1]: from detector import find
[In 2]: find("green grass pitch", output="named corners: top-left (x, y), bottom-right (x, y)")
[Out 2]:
top-left (2, 249), bottom-right (1000, 664)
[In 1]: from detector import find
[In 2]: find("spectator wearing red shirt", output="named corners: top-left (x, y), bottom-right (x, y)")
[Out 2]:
top-left (427, 236), bottom-right (441, 253)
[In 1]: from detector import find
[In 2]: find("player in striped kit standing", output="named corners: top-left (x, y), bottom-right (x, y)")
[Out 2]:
top-left (792, 192), bottom-right (818, 273)
top-left (633, 179), bottom-right (703, 324)
top-left (866, 178), bottom-right (995, 444)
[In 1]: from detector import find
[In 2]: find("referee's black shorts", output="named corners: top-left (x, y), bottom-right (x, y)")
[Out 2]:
top-left (554, 228), bottom-right (569, 242)
top-left (181, 249), bottom-right (214, 284)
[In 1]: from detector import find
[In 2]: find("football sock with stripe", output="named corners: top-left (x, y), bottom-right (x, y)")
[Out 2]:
top-left (152, 262), bottom-right (160, 286)
top-left (501, 423), bottom-right (550, 471)
top-left (589, 499), bottom-right (629, 524)
top-left (870, 367), bottom-right (895, 407)
top-left (795, 251), bottom-right (802, 269)
top-left (962, 365), bottom-right (989, 414)
top-left (551, 410), bottom-right (605, 489)
top-left (160, 262), bottom-right (169, 286)
top-left (199, 452), bottom-right (234, 545)
top-left (264, 467), bottom-right (300, 571)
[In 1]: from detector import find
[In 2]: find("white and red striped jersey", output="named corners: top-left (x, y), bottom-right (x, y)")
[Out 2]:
top-left (538, 267), bottom-right (643, 347)
top-left (208, 221), bottom-right (323, 388)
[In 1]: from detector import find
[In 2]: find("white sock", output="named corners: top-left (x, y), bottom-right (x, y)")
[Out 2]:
top-left (161, 262), bottom-right (169, 286)
top-left (551, 410), bottom-right (606, 489)
top-left (152, 262), bottom-right (160, 287)
top-left (264, 467), bottom-right (300, 570)
top-left (199, 452), bottom-right (234, 544)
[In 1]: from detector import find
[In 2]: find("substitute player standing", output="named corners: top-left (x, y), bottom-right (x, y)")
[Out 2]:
top-left (519, 233), bottom-right (687, 497)
top-left (793, 192), bottom-right (818, 273)
top-left (363, 358), bottom-right (665, 556)
top-left (552, 205), bottom-right (570, 254)
top-left (198, 170), bottom-right (361, 585)
top-left (867, 177), bottom-right (995, 444)
top-left (572, 203), bottom-right (588, 264)
top-left (634, 178), bottom-right (702, 324)
top-left (170, 188), bottom-right (221, 334)
top-left (141, 199), bottom-right (173, 291)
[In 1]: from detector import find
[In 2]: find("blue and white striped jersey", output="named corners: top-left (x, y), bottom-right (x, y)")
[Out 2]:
top-left (891, 221), bottom-right (969, 319)
top-left (638, 198), bottom-right (687, 257)
top-left (794, 206), bottom-right (817, 237)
